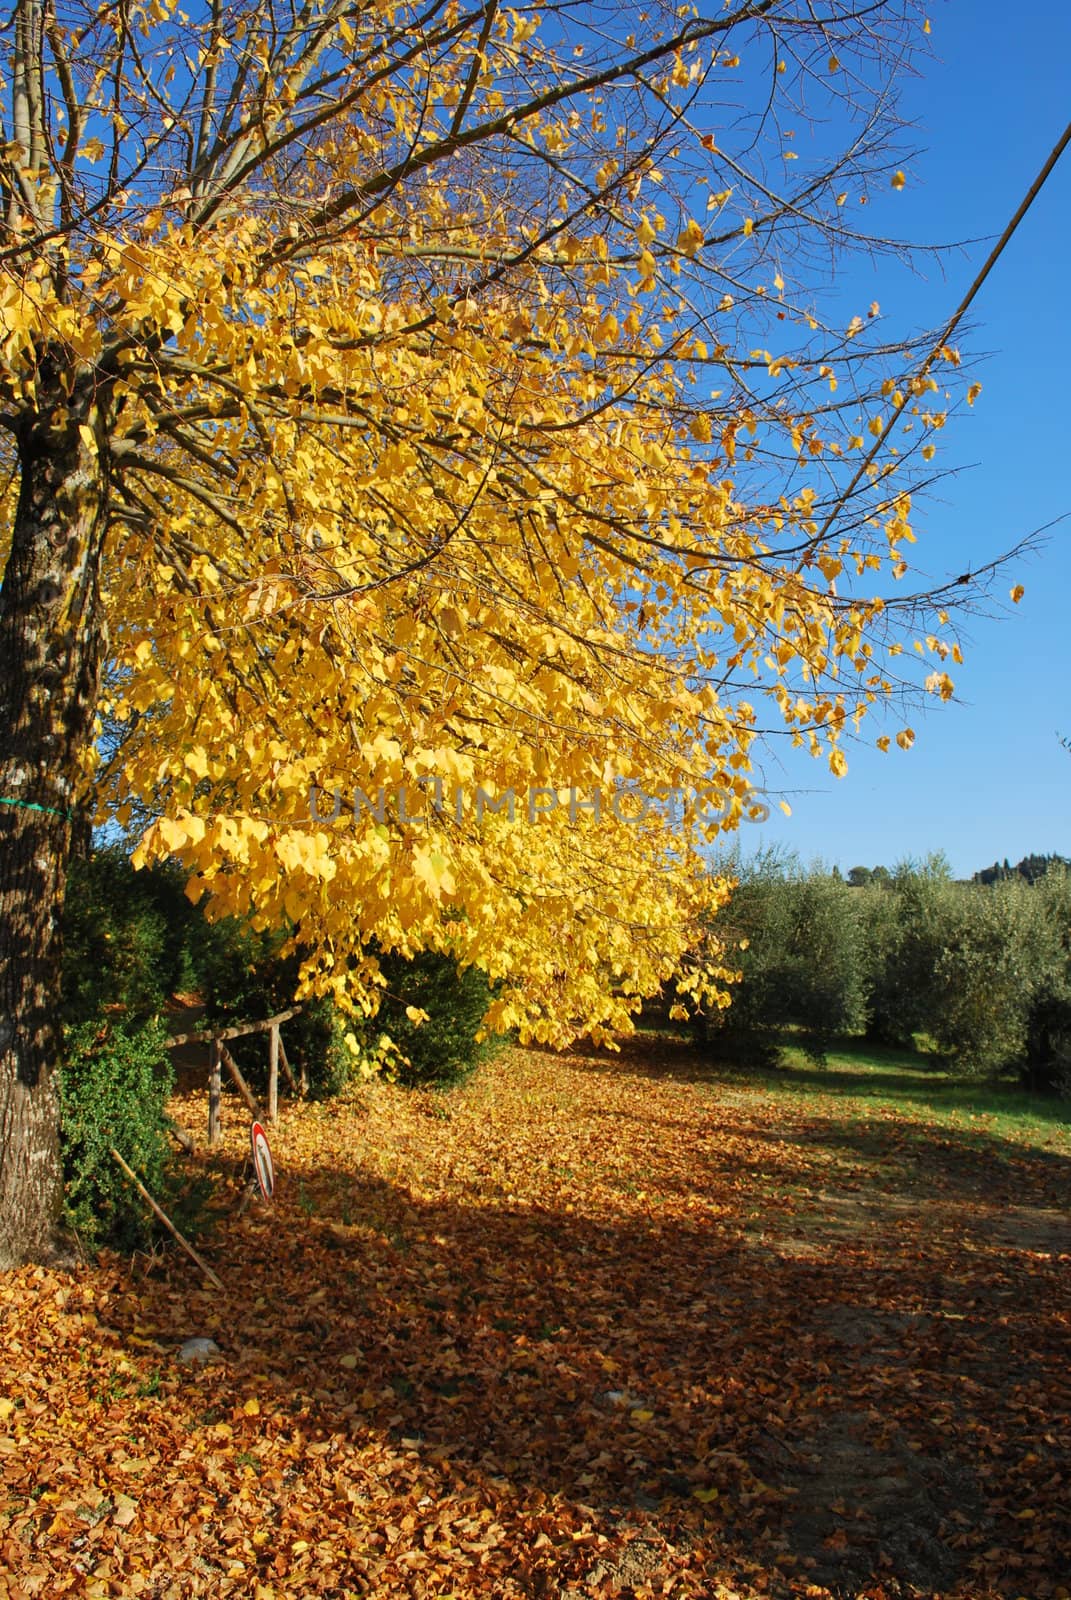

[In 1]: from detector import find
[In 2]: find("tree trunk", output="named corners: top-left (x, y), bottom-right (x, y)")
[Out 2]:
top-left (0, 356), bottom-right (111, 1268)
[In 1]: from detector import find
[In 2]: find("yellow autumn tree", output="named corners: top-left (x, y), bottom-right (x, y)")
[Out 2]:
top-left (1, 0), bottom-right (975, 1264)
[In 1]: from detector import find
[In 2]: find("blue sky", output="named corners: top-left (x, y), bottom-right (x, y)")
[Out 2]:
top-left (730, 0), bottom-right (1071, 880)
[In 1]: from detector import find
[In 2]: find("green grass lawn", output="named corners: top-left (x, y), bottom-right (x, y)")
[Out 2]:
top-left (712, 1037), bottom-right (1071, 1153)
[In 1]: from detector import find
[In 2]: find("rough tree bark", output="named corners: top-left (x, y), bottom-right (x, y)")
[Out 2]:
top-left (0, 354), bottom-right (111, 1267)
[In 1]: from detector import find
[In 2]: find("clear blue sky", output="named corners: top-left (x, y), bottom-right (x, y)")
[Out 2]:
top-left (732, 0), bottom-right (1071, 880)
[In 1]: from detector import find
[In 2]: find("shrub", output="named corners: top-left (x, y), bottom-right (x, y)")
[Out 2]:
top-left (382, 950), bottom-right (496, 1088)
top-left (860, 860), bottom-right (955, 1049)
top-left (199, 917), bottom-right (355, 1098)
top-left (203, 920), bottom-right (497, 1093)
top-left (290, 998), bottom-right (354, 1099)
top-left (363, 947), bottom-right (493, 1088)
top-left (343, 948), bottom-right (497, 1090)
top-left (929, 877), bottom-right (1054, 1074)
top-left (60, 1017), bottom-right (175, 1251)
top-left (1022, 868), bottom-right (1071, 1092)
top-left (62, 849), bottom-right (200, 1024)
top-left (699, 854), bottom-right (866, 1063)
top-left (863, 861), bottom-right (1059, 1075)
top-left (198, 916), bottom-right (293, 1026)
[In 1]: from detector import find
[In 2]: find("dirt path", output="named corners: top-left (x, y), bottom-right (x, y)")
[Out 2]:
top-left (1, 1034), bottom-right (1068, 1598)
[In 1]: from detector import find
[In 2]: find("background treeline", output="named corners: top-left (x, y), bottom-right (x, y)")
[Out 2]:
top-left (60, 849), bottom-right (495, 1250)
top-left (692, 852), bottom-right (1071, 1090)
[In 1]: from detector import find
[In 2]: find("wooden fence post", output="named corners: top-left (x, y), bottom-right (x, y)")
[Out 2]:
top-left (268, 1024), bottom-right (279, 1124)
top-left (208, 1039), bottom-right (222, 1146)
top-left (166, 1007), bottom-right (304, 1135)
top-left (219, 1042), bottom-right (260, 1119)
top-left (278, 1032), bottom-right (302, 1096)
top-left (110, 1148), bottom-right (223, 1289)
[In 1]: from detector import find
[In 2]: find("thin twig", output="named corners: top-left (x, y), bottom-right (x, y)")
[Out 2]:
top-left (109, 1147), bottom-right (223, 1289)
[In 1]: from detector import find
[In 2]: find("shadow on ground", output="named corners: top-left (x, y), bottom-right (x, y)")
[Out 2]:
top-left (87, 1038), bottom-right (1071, 1600)
top-left (10, 1036), bottom-right (1068, 1599)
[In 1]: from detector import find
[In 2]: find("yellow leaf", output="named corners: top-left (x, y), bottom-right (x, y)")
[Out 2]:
top-left (891, 170), bottom-right (906, 190)
top-left (413, 847), bottom-right (456, 898)
top-left (243, 1397), bottom-right (261, 1416)
top-left (676, 218), bottom-right (705, 258)
top-left (630, 1408), bottom-right (654, 1423)
top-left (112, 1493), bottom-right (138, 1528)
top-left (1010, 584), bottom-right (1025, 604)
top-left (156, 815), bottom-right (188, 853)
top-left (693, 1486), bottom-right (719, 1503)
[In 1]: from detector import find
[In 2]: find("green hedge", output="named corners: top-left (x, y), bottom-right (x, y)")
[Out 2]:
top-left (373, 948), bottom-right (496, 1089)
top-left (62, 849), bottom-right (200, 1024)
top-left (60, 1017), bottom-right (175, 1251)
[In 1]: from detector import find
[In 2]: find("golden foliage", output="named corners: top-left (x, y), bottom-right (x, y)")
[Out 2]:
top-left (1, 0), bottom-right (970, 1039)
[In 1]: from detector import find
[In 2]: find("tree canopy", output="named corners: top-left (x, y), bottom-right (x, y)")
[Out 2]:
top-left (0, 0), bottom-right (1003, 1258)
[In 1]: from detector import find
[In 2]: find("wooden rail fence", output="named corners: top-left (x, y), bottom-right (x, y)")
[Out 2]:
top-left (168, 1006), bottom-right (304, 1145)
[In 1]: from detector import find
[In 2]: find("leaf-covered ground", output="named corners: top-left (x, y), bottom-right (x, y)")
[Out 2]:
top-left (2, 1036), bottom-right (1069, 1599)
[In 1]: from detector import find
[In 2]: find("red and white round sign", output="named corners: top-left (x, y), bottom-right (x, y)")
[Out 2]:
top-left (250, 1121), bottom-right (275, 1202)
